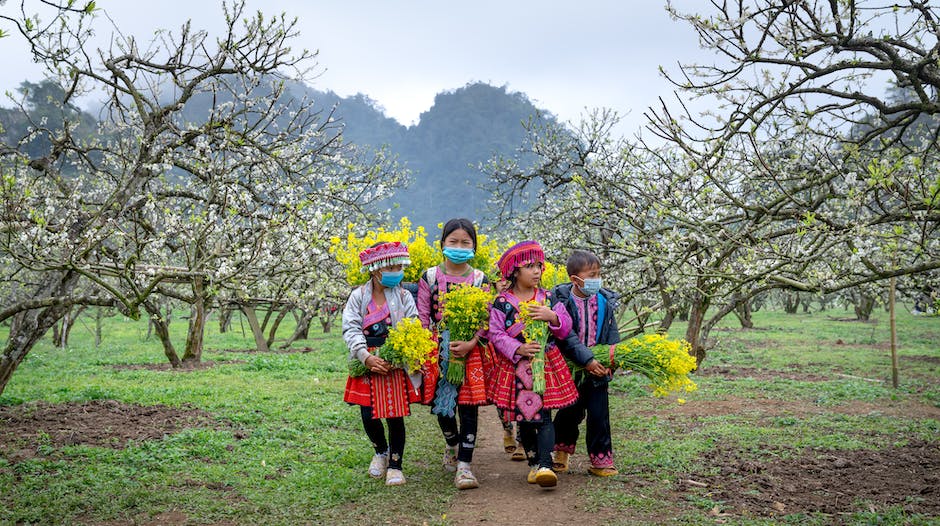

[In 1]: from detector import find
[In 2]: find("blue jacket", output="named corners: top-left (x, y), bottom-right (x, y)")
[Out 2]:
top-left (551, 283), bottom-right (622, 384)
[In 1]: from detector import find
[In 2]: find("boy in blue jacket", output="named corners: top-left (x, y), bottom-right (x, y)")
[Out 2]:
top-left (551, 250), bottom-right (621, 476)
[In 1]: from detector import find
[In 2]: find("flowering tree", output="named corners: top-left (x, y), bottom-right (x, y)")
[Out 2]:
top-left (0, 1), bottom-right (401, 392)
top-left (484, 104), bottom-right (938, 365)
top-left (648, 1), bottom-right (940, 287)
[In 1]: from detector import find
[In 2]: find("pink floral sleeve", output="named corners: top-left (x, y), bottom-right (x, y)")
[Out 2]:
top-left (488, 298), bottom-right (523, 363)
top-left (548, 301), bottom-right (572, 340)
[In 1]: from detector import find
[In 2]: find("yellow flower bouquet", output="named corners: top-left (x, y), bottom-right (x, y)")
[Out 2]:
top-left (348, 318), bottom-right (437, 376)
top-left (440, 284), bottom-right (492, 385)
top-left (518, 299), bottom-right (550, 394)
top-left (330, 217), bottom-right (440, 286)
top-left (585, 333), bottom-right (697, 397)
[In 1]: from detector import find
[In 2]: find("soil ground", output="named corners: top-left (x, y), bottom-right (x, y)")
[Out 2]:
top-left (1, 397), bottom-right (937, 524)
top-left (0, 400), bottom-right (239, 463)
top-left (441, 405), bottom-right (632, 526)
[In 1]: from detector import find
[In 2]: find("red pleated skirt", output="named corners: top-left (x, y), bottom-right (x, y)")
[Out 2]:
top-left (344, 367), bottom-right (420, 419)
top-left (489, 345), bottom-right (578, 422)
top-left (420, 340), bottom-right (490, 406)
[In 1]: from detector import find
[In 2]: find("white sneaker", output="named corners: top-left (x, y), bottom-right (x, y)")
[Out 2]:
top-left (368, 453), bottom-right (388, 478)
top-left (454, 467), bottom-right (479, 490)
top-left (385, 468), bottom-right (406, 486)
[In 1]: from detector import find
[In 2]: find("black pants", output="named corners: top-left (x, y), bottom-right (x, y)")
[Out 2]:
top-left (553, 379), bottom-right (613, 466)
top-left (438, 404), bottom-right (479, 463)
top-left (519, 408), bottom-right (554, 469)
top-left (360, 405), bottom-right (406, 469)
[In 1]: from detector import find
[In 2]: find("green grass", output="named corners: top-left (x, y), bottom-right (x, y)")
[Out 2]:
top-left (1, 307), bottom-right (938, 525)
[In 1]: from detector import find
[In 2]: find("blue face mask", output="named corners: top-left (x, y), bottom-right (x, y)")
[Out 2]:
top-left (380, 270), bottom-right (404, 288)
top-left (578, 277), bottom-right (603, 296)
top-left (442, 247), bottom-right (475, 264)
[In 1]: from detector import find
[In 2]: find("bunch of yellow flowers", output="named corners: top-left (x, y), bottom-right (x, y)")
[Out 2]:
top-left (518, 299), bottom-right (550, 394)
top-left (384, 317), bottom-right (438, 374)
top-left (348, 317), bottom-right (437, 376)
top-left (330, 217), bottom-right (441, 285)
top-left (440, 284), bottom-right (492, 385)
top-left (587, 333), bottom-right (697, 398)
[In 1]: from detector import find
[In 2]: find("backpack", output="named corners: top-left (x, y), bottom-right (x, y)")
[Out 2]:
top-left (425, 265), bottom-right (486, 293)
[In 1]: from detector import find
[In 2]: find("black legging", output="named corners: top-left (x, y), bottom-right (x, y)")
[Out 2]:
top-left (519, 409), bottom-right (555, 469)
top-left (360, 405), bottom-right (406, 469)
top-left (554, 379), bottom-right (613, 460)
top-left (437, 405), bottom-right (479, 463)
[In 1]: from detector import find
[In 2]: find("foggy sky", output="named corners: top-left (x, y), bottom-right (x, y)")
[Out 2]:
top-left (0, 0), bottom-right (711, 138)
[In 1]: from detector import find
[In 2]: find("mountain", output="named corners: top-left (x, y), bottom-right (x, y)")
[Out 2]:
top-left (291, 81), bottom-right (554, 231)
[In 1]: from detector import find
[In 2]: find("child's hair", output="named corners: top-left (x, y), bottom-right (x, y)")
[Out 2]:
top-left (441, 218), bottom-right (478, 250)
top-left (566, 250), bottom-right (601, 276)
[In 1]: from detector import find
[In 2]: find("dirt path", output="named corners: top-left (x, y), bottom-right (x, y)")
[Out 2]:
top-left (442, 406), bottom-right (619, 526)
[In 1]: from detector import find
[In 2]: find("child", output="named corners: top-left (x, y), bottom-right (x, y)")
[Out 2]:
top-left (342, 241), bottom-right (421, 486)
top-left (417, 218), bottom-right (490, 490)
top-left (487, 241), bottom-right (578, 488)
top-left (551, 250), bottom-right (621, 477)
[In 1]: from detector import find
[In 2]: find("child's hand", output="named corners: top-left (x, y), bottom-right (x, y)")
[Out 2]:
top-left (449, 339), bottom-right (475, 358)
top-left (515, 341), bottom-right (541, 359)
top-left (585, 359), bottom-right (610, 377)
top-left (365, 355), bottom-right (390, 375)
top-left (526, 304), bottom-right (559, 325)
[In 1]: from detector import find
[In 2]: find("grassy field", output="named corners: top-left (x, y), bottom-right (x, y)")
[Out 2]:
top-left (0, 306), bottom-right (938, 525)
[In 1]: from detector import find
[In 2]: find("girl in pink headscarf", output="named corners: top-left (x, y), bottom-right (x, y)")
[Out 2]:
top-left (342, 241), bottom-right (420, 486)
top-left (486, 241), bottom-right (578, 489)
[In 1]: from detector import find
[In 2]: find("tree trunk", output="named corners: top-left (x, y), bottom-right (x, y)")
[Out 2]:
top-left (854, 293), bottom-right (876, 321)
top-left (783, 292), bottom-right (799, 314)
top-left (0, 272), bottom-right (80, 395)
top-left (652, 262), bottom-right (677, 330)
top-left (241, 304), bottom-right (270, 353)
top-left (296, 310), bottom-right (311, 339)
top-left (685, 294), bottom-right (710, 368)
top-left (219, 307), bottom-right (234, 334)
top-left (281, 310), bottom-right (314, 349)
top-left (733, 299), bottom-right (753, 328)
top-left (56, 309), bottom-right (72, 348)
top-left (143, 300), bottom-right (181, 367)
top-left (319, 303), bottom-right (341, 333)
top-left (889, 276), bottom-right (899, 388)
top-left (266, 307), bottom-right (291, 348)
top-left (181, 277), bottom-right (208, 364)
top-left (56, 305), bottom-right (88, 347)
top-left (94, 307), bottom-right (103, 347)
